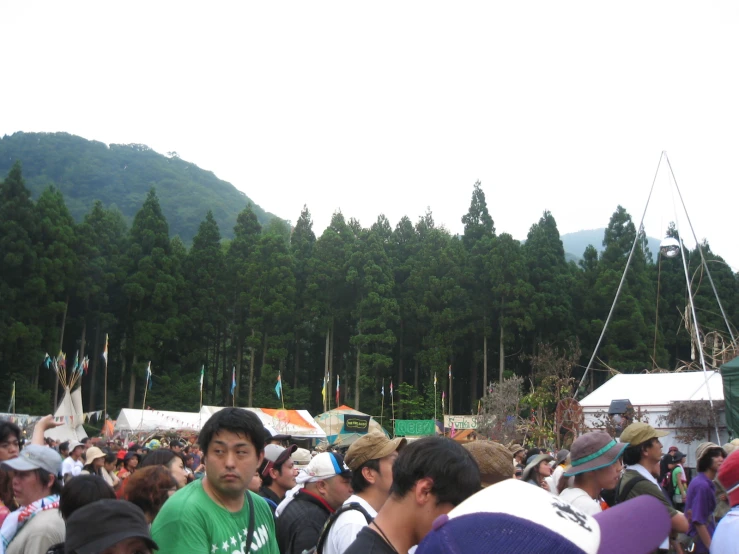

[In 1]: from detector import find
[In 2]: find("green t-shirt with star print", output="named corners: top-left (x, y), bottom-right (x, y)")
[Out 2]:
top-left (151, 478), bottom-right (279, 554)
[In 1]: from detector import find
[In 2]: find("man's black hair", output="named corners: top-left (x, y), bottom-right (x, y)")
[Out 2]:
top-left (0, 421), bottom-right (21, 444)
top-left (390, 436), bottom-right (480, 506)
top-left (59, 441), bottom-right (70, 454)
top-left (351, 458), bottom-right (381, 493)
top-left (59, 474), bottom-right (115, 520)
top-left (622, 437), bottom-right (660, 466)
top-left (198, 407), bottom-right (265, 457)
top-left (698, 447), bottom-right (726, 473)
top-left (37, 467), bottom-right (63, 497)
top-left (525, 447), bottom-right (543, 462)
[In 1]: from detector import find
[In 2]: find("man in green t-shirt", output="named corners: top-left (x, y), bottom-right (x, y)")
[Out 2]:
top-left (151, 408), bottom-right (279, 554)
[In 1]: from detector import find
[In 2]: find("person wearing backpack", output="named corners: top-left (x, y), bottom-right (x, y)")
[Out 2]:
top-left (670, 451), bottom-right (688, 511)
top-left (321, 433), bottom-right (406, 554)
top-left (617, 422), bottom-right (688, 553)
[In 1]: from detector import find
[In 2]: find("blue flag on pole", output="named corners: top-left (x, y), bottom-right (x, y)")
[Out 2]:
top-left (275, 373), bottom-right (282, 399)
top-left (230, 367), bottom-right (236, 396)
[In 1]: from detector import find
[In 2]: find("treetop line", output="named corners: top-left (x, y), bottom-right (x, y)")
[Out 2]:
top-left (1, 165), bottom-right (737, 435)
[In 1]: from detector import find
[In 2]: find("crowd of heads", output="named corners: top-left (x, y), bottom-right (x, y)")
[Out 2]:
top-left (0, 409), bottom-right (728, 554)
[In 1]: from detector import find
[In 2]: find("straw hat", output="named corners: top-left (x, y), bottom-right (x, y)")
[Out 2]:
top-left (464, 441), bottom-right (514, 487)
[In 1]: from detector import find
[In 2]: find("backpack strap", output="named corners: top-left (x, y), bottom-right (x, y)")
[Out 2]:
top-left (315, 502), bottom-right (373, 554)
top-left (244, 490), bottom-right (256, 551)
top-left (617, 474), bottom-right (648, 504)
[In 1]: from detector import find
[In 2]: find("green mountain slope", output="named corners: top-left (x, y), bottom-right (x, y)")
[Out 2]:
top-left (0, 131), bottom-right (280, 242)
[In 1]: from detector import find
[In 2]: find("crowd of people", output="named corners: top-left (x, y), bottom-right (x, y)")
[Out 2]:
top-left (0, 410), bottom-right (738, 553)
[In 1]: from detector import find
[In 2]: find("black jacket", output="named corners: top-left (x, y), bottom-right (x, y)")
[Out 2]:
top-left (276, 489), bottom-right (333, 554)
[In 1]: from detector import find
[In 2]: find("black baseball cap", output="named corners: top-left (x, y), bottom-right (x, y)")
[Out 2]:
top-left (65, 499), bottom-right (158, 554)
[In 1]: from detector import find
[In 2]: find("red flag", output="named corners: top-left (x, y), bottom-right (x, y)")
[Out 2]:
top-left (335, 375), bottom-right (340, 405)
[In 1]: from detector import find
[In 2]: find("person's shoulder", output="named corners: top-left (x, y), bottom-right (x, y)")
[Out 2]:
top-left (248, 490), bottom-right (274, 520)
top-left (158, 480), bottom-right (208, 516)
top-left (344, 527), bottom-right (391, 554)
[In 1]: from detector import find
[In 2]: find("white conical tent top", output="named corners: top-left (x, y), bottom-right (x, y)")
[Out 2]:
top-left (44, 387), bottom-right (88, 442)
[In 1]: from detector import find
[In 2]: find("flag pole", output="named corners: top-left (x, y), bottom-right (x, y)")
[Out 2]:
top-left (280, 372), bottom-right (285, 410)
top-left (434, 372), bottom-right (437, 422)
top-left (103, 334), bottom-right (108, 428)
top-left (141, 362), bottom-right (150, 428)
top-left (11, 381), bottom-right (15, 415)
top-left (390, 380), bottom-right (395, 437)
top-left (380, 379), bottom-right (384, 431)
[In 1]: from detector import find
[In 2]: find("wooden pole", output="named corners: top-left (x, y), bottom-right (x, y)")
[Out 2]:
top-left (380, 379), bottom-right (384, 430)
top-left (103, 334), bottom-right (108, 427)
top-left (390, 380), bottom-right (395, 437)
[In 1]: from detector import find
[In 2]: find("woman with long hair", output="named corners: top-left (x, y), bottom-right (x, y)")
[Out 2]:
top-left (521, 453), bottom-right (554, 491)
top-left (80, 447), bottom-right (107, 477)
top-left (0, 421), bottom-right (21, 525)
top-left (140, 449), bottom-right (189, 490)
top-left (100, 452), bottom-right (121, 491)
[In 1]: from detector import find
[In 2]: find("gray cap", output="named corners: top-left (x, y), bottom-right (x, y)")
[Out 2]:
top-left (1, 444), bottom-right (62, 475)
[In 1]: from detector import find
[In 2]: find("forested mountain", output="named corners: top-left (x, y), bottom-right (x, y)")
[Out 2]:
top-left (1, 165), bottom-right (737, 430)
top-left (560, 228), bottom-right (661, 263)
top-left (0, 132), bottom-right (279, 243)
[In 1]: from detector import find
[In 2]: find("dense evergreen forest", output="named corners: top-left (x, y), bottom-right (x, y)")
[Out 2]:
top-left (0, 132), bottom-right (279, 243)
top-left (1, 160), bottom-right (737, 426)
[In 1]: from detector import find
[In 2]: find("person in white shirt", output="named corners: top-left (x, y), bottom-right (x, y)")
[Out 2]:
top-left (713, 449), bottom-right (739, 553)
top-left (545, 449), bottom-right (569, 494)
top-left (558, 431), bottom-right (627, 515)
top-left (323, 432), bottom-right (406, 554)
top-left (60, 441), bottom-right (84, 483)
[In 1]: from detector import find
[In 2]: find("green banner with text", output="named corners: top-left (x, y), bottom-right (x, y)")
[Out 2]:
top-left (394, 419), bottom-right (436, 437)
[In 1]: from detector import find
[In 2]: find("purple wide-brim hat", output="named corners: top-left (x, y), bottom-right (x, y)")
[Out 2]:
top-left (563, 432), bottom-right (628, 477)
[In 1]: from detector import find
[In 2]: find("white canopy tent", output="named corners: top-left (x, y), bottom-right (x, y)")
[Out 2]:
top-left (200, 406), bottom-right (326, 441)
top-left (45, 387), bottom-right (87, 442)
top-left (114, 408), bottom-right (202, 434)
top-left (581, 371), bottom-right (727, 468)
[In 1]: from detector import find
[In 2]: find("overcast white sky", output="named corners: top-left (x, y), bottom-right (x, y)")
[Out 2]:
top-left (2, 2), bottom-right (738, 270)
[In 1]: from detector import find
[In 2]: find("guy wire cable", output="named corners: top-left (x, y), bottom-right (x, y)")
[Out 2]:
top-left (576, 152), bottom-right (664, 398)
top-left (666, 153), bottom-right (721, 443)
top-left (665, 154), bottom-right (736, 346)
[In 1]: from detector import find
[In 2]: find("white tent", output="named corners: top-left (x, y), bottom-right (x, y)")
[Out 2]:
top-left (200, 406), bottom-right (326, 440)
top-left (581, 371), bottom-right (727, 467)
top-left (114, 408), bottom-right (202, 433)
top-left (45, 387), bottom-right (87, 442)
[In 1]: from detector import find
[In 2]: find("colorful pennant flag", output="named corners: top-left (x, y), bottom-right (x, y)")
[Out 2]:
top-left (321, 374), bottom-right (327, 405)
top-left (390, 380), bottom-right (393, 396)
top-left (448, 364), bottom-right (452, 380)
top-left (199, 365), bottom-right (204, 392)
top-left (80, 356), bottom-right (89, 375)
top-left (102, 334), bottom-right (109, 365)
top-left (7, 382), bottom-right (15, 413)
top-left (442, 391), bottom-right (445, 411)
top-left (275, 373), bottom-right (282, 399)
top-left (335, 375), bottom-right (340, 405)
top-left (381, 382), bottom-right (384, 397)
top-left (434, 372), bottom-right (437, 387)
top-left (230, 367), bottom-right (236, 397)
top-left (44, 353), bottom-right (52, 371)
